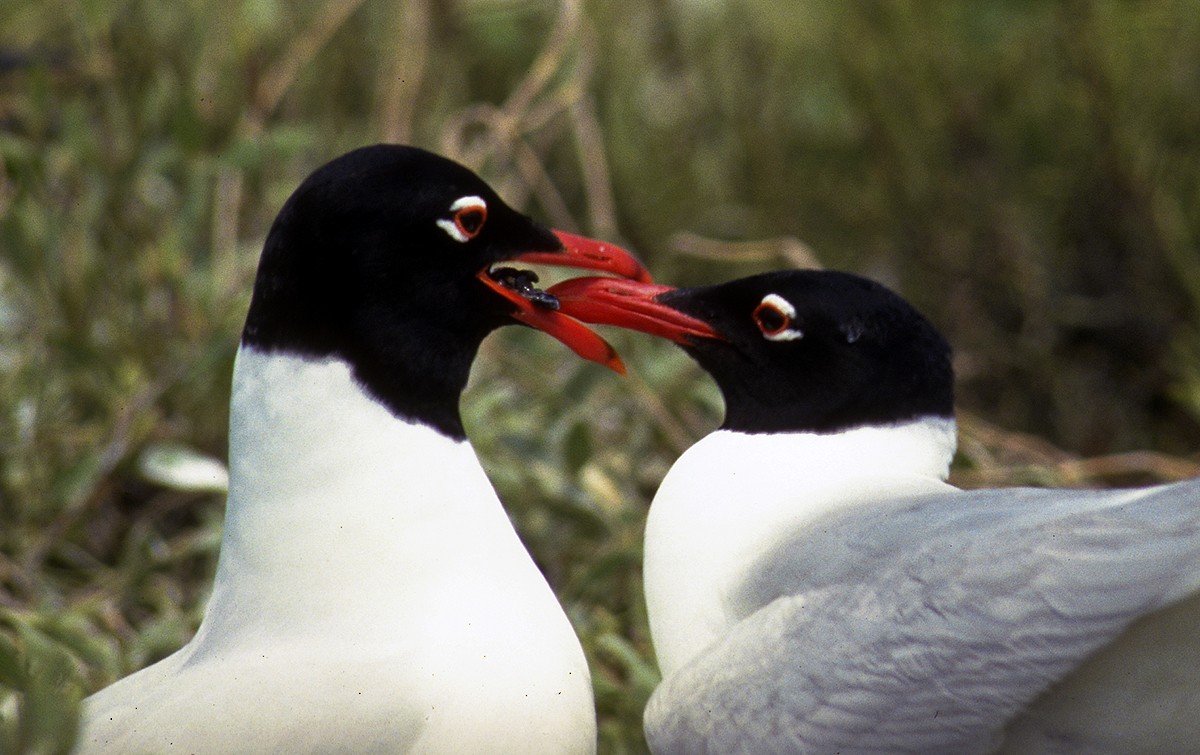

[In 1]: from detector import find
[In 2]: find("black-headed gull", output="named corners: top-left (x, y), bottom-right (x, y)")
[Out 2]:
top-left (552, 270), bottom-right (1200, 753)
top-left (77, 145), bottom-right (651, 753)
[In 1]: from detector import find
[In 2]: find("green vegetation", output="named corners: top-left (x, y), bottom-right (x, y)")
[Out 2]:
top-left (2, 1), bottom-right (1199, 752)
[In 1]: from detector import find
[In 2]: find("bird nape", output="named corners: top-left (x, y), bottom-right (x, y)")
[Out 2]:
top-left (553, 269), bottom-right (1200, 754)
top-left (75, 145), bottom-right (651, 754)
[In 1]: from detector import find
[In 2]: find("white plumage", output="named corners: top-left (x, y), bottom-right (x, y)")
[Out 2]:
top-left (78, 349), bottom-right (596, 753)
top-left (642, 418), bottom-right (1200, 753)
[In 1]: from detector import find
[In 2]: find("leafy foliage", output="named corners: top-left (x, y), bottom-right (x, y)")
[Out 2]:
top-left (2, 1), bottom-right (1199, 752)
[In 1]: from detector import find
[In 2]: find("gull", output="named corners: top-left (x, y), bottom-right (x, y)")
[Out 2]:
top-left (77, 145), bottom-right (651, 754)
top-left (552, 269), bottom-right (1200, 753)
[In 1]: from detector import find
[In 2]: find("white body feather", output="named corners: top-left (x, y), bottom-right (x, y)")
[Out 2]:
top-left (77, 347), bottom-right (595, 754)
top-left (643, 419), bottom-right (1200, 754)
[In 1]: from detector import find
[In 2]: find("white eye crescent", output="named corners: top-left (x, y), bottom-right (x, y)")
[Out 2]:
top-left (437, 195), bottom-right (487, 243)
top-left (753, 293), bottom-right (803, 341)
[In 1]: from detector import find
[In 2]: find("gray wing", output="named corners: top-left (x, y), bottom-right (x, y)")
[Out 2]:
top-left (645, 479), bottom-right (1200, 754)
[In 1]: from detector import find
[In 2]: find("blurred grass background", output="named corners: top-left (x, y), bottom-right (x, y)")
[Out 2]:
top-left (2, 0), bottom-right (1200, 751)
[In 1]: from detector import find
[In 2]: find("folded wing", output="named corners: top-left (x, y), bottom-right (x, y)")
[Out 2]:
top-left (646, 479), bottom-right (1200, 754)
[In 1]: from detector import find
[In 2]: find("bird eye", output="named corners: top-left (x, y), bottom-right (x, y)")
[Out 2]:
top-left (754, 303), bottom-right (788, 333)
top-left (454, 207), bottom-right (485, 238)
top-left (753, 293), bottom-right (803, 342)
top-left (438, 196), bottom-right (488, 243)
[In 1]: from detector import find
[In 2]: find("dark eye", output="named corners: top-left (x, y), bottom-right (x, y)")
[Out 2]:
top-left (753, 293), bottom-right (803, 342)
top-left (753, 302), bottom-right (789, 335)
top-left (438, 195), bottom-right (489, 243)
top-left (455, 206), bottom-right (486, 239)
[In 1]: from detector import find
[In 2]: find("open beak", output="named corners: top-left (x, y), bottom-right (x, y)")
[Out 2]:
top-left (517, 231), bottom-right (653, 284)
top-left (476, 230), bottom-right (653, 374)
top-left (545, 276), bottom-right (722, 344)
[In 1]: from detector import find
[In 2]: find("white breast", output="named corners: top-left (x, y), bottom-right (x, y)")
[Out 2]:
top-left (642, 419), bottom-right (1200, 753)
top-left (77, 347), bottom-right (595, 754)
top-left (644, 419), bottom-right (957, 677)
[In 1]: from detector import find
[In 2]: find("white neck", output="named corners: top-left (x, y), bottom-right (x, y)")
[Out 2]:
top-left (209, 346), bottom-right (516, 624)
top-left (184, 347), bottom-right (594, 748)
top-left (644, 418), bottom-right (958, 676)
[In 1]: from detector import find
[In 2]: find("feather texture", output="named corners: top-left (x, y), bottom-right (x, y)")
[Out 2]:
top-left (78, 349), bottom-right (595, 753)
top-left (643, 422), bottom-right (1200, 754)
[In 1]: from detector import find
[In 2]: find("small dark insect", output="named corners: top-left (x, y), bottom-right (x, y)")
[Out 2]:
top-left (489, 267), bottom-right (560, 310)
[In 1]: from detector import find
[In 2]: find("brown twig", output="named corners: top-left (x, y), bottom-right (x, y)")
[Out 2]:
top-left (954, 411), bottom-right (1200, 487)
top-left (251, 0), bottom-right (369, 130)
top-left (668, 232), bottom-right (823, 269)
top-left (571, 95), bottom-right (620, 239)
top-left (501, 0), bottom-right (581, 121)
top-left (376, 0), bottom-right (431, 144)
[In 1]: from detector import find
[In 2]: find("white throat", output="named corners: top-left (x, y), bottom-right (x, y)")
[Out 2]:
top-left (644, 417), bottom-right (958, 676)
top-left (214, 346), bottom-right (506, 617)
top-left (184, 346), bottom-right (595, 749)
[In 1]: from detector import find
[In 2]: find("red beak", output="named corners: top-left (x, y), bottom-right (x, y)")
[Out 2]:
top-left (545, 276), bottom-right (721, 344)
top-left (476, 231), bottom-right (653, 374)
top-left (519, 231), bottom-right (653, 284)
